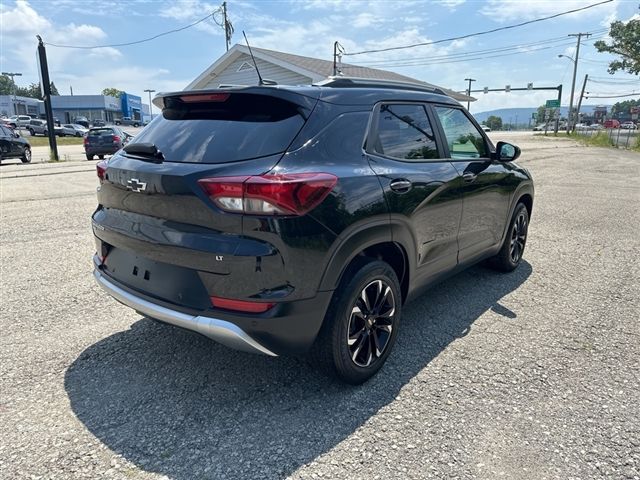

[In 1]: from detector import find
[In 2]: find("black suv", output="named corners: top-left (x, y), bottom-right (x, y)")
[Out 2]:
top-left (91, 79), bottom-right (533, 383)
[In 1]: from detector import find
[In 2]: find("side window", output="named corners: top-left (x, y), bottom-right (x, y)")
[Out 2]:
top-left (0, 126), bottom-right (10, 137)
top-left (435, 107), bottom-right (487, 159)
top-left (372, 104), bottom-right (439, 161)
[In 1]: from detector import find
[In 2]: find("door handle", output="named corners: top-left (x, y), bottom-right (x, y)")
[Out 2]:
top-left (462, 172), bottom-right (477, 183)
top-left (389, 179), bottom-right (412, 192)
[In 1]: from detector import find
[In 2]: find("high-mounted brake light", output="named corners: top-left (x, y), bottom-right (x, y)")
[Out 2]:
top-left (198, 173), bottom-right (338, 216)
top-left (210, 296), bottom-right (275, 313)
top-left (96, 160), bottom-right (107, 183)
top-left (180, 93), bottom-right (230, 103)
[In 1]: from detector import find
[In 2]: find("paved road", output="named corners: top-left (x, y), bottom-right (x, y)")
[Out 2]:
top-left (1, 134), bottom-right (638, 479)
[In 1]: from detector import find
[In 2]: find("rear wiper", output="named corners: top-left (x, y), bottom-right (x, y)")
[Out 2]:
top-left (123, 142), bottom-right (164, 162)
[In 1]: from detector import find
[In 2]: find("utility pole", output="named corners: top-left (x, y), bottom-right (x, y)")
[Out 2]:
top-left (566, 33), bottom-right (590, 133)
top-left (222, 2), bottom-right (233, 51)
top-left (144, 89), bottom-right (156, 120)
top-left (333, 41), bottom-right (345, 76)
top-left (70, 85), bottom-right (73, 95)
top-left (575, 74), bottom-right (589, 128)
top-left (1, 72), bottom-right (22, 114)
top-left (36, 35), bottom-right (58, 161)
top-left (464, 78), bottom-right (476, 111)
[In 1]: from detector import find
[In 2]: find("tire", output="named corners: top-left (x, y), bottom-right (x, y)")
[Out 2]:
top-left (76, 132), bottom-right (81, 137)
top-left (98, 154), bottom-right (105, 160)
top-left (487, 203), bottom-right (529, 272)
top-left (133, 123), bottom-right (139, 127)
top-left (43, 130), bottom-right (48, 136)
top-left (86, 154), bottom-right (94, 160)
top-left (28, 129), bottom-right (34, 136)
top-left (21, 147), bottom-right (31, 164)
top-left (311, 258), bottom-right (402, 384)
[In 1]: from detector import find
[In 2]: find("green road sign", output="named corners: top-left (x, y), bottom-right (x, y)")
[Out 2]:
top-left (546, 99), bottom-right (560, 108)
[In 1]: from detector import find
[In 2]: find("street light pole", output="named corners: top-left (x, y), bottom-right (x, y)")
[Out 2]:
top-left (464, 78), bottom-right (476, 111)
top-left (565, 33), bottom-right (590, 133)
top-left (144, 89), bottom-right (156, 121)
top-left (2, 71), bottom-right (23, 114)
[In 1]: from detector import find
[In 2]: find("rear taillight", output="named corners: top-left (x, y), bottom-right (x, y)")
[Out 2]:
top-left (210, 296), bottom-right (275, 313)
top-left (96, 160), bottom-right (107, 183)
top-left (198, 173), bottom-right (337, 216)
top-left (83, 136), bottom-right (89, 146)
top-left (112, 135), bottom-right (121, 143)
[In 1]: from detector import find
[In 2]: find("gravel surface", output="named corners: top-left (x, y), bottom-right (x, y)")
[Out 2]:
top-left (1, 133), bottom-right (638, 479)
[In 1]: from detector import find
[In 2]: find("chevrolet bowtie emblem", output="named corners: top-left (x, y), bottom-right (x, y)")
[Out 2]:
top-left (127, 178), bottom-right (147, 192)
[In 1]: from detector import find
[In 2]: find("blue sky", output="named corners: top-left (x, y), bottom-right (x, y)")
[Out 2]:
top-left (1, 0), bottom-right (638, 115)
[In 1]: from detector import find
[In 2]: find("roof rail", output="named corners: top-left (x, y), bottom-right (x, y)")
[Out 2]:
top-left (315, 76), bottom-right (447, 96)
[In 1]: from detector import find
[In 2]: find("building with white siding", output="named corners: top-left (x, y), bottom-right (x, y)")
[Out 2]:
top-left (187, 44), bottom-right (472, 103)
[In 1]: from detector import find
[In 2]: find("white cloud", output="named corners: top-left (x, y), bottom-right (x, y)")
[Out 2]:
top-left (353, 13), bottom-right (383, 29)
top-left (435, 0), bottom-right (467, 9)
top-left (480, 0), bottom-right (619, 22)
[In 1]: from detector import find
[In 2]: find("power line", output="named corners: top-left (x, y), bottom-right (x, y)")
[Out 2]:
top-left (584, 92), bottom-right (640, 98)
top-left (45, 11), bottom-right (218, 49)
top-left (348, 29), bottom-right (608, 66)
top-left (342, 0), bottom-right (613, 56)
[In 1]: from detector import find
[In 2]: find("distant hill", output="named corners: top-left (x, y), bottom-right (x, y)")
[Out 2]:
top-left (473, 105), bottom-right (611, 125)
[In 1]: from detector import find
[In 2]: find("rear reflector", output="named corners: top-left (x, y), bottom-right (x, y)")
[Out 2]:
top-left (198, 173), bottom-right (337, 216)
top-left (180, 93), bottom-right (230, 103)
top-left (96, 160), bottom-right (107, 182)
top-left (211, 296), bottom-right (275, 313)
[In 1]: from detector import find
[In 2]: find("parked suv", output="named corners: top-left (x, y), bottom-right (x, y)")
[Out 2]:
top-left (84, 126), bottom-right (132, 160)
top-left (91, 79), bottom-right (534, 383)
top-left (0, 125), bottom-right (31, 163)
top-left (27, 119), bottom-right (48, 136)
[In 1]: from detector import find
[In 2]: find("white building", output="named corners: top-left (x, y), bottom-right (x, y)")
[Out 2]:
top-left (187, 44), bottom-right (472, 103)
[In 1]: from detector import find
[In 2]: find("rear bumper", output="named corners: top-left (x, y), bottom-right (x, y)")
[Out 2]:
top-left (93, 266), bottom-right (334, 356)
top-left (94, 268), bottom-right (278, 356)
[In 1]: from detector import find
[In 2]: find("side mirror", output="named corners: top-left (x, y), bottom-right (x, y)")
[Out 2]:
top-left (495, 141), bottom-right (520, 162)
top-left (13, 132), bottom-right (20, 138)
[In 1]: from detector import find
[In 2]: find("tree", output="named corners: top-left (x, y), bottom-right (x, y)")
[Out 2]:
top-left (485, 115), bottom-right (503, 130)
top-left (611, 99), bottom-right (639, 116)
top-left (0, 75), bottom-right (15, 95)
top-left (594, 19), bottom-right (640, 75)
top-left (102, 88), bottom-right (123, 98)
top-left (49, 82), bottom-right (59, 95)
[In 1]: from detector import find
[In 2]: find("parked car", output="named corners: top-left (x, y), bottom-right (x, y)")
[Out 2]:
top-left (27, 119), bottom-right (49, 136)
top-left (0, 125), bottom-right (31, 163)
top-left (0, 118), bottom-right (16, 130)
top-left (574, 123), bottom-right (588, 130)
top-left (84, 126), bottom-right (132, 160)
top-left (603, 119), bottom-right (620, 129)
top-left (481, 124), bottom-right (491, 132)
top-left (589, 123), bottom-right (604, 130)
top-left (6, 115), bottom-right (32, 128)
top-left (91, 80), bottom-right (534, 384)
top-left (73, 116), bottom-right (90, 128)
top-left (114, 116), bottom-right (140, 127)
top-left (60, 124), bottom-right (89, 137)
top-left (92, 119), bottom-right (106, 127)
top-left (620, 121), bottom-right (638, 130)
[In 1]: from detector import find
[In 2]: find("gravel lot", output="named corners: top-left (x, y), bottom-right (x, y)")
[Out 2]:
top-left (1, 133), bottom-right (638, 479)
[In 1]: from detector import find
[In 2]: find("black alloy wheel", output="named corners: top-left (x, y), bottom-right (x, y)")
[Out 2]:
top-left (312, 259), bottom-right (401, 384)
top-left (487, 202), bottom-right (529, 272)
top-left (509, 210), bottom-right (528, 264)
top-left (347, 279), bottom-right (396, 367)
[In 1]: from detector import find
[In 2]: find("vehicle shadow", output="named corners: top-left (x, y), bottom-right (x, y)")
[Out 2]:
top-left (65, 261), bottom-right (532, 479)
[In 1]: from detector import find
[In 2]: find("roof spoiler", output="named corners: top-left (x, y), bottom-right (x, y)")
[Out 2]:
top-left (315, 76), bottom-right (447, 96)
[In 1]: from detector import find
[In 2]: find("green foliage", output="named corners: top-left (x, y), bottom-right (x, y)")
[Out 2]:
top-left (49, 82), bottom-right (59, 96)
top-left (0, 75), bottom-right (14, 95)
top-left (0, 76), bottom-right (60, 99)
top-left (594, 19), bottom-right (640, 75)
top-left (611, 99), bottom-right (639, 116)
top-left (485, 115), bottom-right (502, 130)
top-left (102, 88), bottom-right (123, 98)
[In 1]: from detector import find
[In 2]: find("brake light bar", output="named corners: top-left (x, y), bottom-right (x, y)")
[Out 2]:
top-left (210, 296), bottom-right (275, 313)
top-left (198, 173), bottom-right (337, 216)
top-left (180, 93), bottom-right (230, 103)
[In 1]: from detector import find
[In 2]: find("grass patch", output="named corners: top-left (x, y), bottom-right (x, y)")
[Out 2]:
top-left (26, 136), bottom-right (84, 147)
top-left (573, 131), bottom-right (615, 148)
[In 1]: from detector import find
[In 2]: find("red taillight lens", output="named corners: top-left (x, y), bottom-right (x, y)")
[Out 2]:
top-left (112, 135), bottom-right (121, 143)
top-left (180, 93), bottom-right (230, 103)
top-left (210, 296), bottom-right (275, 313)
top-left (96, 160), bottom-right (107, 183)
top-left (198, 173), bottom-right (337, 216)
top-left (83, 136), bottom-right (89, 146)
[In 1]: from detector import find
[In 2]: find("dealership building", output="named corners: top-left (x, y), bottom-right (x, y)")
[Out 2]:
top-left (0, 92), bottom-right (149, 123)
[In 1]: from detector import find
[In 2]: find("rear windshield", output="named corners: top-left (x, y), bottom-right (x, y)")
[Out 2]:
top-left (128, 93), bottom-right (306, 164)
top-left (89, 128), bottom-right (116, 136)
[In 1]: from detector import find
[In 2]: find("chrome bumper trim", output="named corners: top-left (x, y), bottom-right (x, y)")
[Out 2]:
top-left (93, 269), bottom-right (277, 356)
